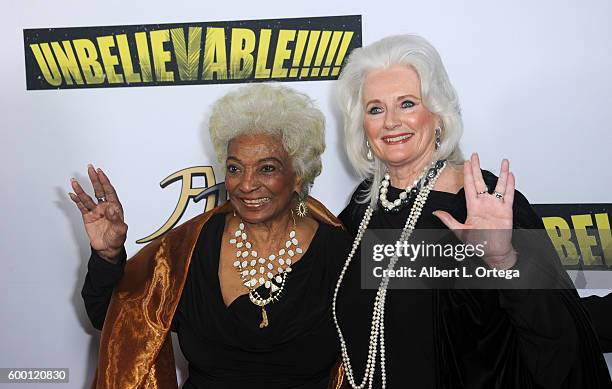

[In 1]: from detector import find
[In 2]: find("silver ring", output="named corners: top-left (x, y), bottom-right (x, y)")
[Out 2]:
top-left (494, 191), bottom-right (504, 199)
top-left (97, 196), bottom-right (107, 203)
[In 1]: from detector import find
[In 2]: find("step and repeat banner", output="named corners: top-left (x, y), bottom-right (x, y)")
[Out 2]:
top-left (2, 1), bottom-right (611, 386)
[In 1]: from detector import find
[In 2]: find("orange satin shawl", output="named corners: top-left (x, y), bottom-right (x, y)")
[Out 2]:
top-left (91, 197), bottom-right (347, 389)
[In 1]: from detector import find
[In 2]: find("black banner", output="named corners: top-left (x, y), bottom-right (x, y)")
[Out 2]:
top-left (23, 15), bottom-right (362, 90)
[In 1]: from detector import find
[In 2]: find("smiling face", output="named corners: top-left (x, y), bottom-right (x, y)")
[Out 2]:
top-left (225, 132), bottom-right (300, 225)
top-left (362, 65), bottom-right (439, 171)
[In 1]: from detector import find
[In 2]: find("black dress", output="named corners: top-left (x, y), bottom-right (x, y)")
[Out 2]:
top-left (82, 213), bottom-right (352, 389)
top-left (335, 171), bottom-right (611, 388)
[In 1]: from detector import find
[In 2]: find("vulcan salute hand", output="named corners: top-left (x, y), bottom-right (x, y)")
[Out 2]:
top-left (68, 164), bottom-right (128, 263)
top-left (433, 153), bottom-right (517, 269)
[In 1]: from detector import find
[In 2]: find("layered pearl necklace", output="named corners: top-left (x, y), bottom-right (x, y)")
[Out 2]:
top-left (230, 220), bottom-right (302, 328)
top-left (379, 160), bottom-right (443, 212)
top-left (332, 160), bottom-right (446, 388)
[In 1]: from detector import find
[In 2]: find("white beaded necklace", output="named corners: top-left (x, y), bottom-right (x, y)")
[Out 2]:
top-left (230, 220), bottom-right (302, 328)
top-left (332, 161), bottom-right (446, 388)
top-left (379, 160), bottom-right (439, 212)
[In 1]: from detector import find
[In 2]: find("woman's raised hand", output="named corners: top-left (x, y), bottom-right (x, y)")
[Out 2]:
top-left (433, 153), bottom-right (517, 269)
top-left (69, 165), bottom-right (127, 263)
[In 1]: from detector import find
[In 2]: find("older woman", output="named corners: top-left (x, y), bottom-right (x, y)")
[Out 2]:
top-left (71, 84), bottom-right (351, 388)
top-left (330, 35), bottom-right (611, 388)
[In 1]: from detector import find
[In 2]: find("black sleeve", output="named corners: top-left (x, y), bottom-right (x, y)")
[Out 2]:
top-left (498, 172), bottom-right (612, 360)
top-left (582, 294), bottom-right (612, 353)
top-left (485, 173), bottom-right (611, 386)
top-left (497, 190), bottom-right (578, 386)
top-left (81, 247), bottom-right (127, 330)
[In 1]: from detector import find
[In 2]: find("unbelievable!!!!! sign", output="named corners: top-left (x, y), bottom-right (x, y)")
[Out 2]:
top-left (23, 15), bottom-right (362, 90)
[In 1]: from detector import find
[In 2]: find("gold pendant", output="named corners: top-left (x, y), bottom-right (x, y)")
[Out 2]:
top-left (259, 306), bottom-right (269, 328)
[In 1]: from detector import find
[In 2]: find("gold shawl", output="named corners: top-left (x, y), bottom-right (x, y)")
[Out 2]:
top-left (92, 197), bottom-right (347, 389)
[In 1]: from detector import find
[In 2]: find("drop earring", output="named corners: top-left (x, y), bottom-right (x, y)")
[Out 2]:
top-left (366, 140), bottom-right (373, 161)
top-left (295, 197), bottom-right (308, 217)
top-left (434, 127), bottom-right (442, 150)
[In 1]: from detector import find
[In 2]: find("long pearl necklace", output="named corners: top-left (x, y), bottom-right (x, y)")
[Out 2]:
top-left (332, 161), bottom-right (446, 388)
top-left (230, 220), bottom-right (302, 328)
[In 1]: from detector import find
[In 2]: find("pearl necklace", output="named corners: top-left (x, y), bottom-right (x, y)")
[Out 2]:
top-left (332, 161), bottom-right (446, 388)
top-left (230, 220), bottom-right (302, 328)
top-left (379, 160), bottom-right (445, 212)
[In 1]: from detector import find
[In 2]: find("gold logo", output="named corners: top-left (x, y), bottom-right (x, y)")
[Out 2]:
top-left (136, 166), bottom-right (226, 244)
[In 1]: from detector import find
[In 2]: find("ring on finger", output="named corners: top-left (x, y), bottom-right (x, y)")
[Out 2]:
top-left (494, 191), bottom-right (504, 199)
top-left (476, 185), bottom-right (489, 195)
top-left (96, 196), bottom-right (107, 203)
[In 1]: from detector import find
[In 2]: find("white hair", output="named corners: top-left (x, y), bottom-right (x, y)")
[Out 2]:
top-left (209, 83), bottom-right (325, 198)
top-left (336, 34), bottom-right (464, 207)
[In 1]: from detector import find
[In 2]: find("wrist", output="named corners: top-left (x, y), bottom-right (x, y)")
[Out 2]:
top-left (485, 248), bottom-right (517, 270)
top-left (97, 248), bottom-right (123, 264)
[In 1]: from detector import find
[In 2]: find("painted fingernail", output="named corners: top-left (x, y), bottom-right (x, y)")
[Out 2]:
top-left (88, 163), bottom-right (94, 169)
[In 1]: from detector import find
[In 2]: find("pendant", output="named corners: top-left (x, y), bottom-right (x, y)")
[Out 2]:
top-left (259, 306), bottom-right (269, 328)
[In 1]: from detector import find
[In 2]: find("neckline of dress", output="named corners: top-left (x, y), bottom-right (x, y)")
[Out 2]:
top-left (387, 184), bottom-right (463, 197)
top-left (213, 212), bottom-right (323, 311)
